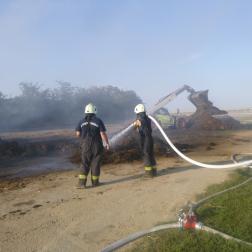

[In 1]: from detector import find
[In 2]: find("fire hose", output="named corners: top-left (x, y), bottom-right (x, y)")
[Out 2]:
top-left (99, 223), bottom-right (178, 252)
top-left (148, 115), bottom-right (252, 169)
top-left (99, 117), bottom-right (252, 251)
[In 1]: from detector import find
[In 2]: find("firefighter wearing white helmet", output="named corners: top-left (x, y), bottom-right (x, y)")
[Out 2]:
top-left (85, 103), bottom-right (97, 114)
top-left (133, 104), bottom-right (157, 178)
top-left (75, 103), bottom-right (109, 189)
top-left (134, 104), bottom-right (145, 113)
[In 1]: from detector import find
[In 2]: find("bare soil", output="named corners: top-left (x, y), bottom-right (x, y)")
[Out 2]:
top-left (0, 127), bottom-right (252, 251)
top-left (0, 125), bottom-right (252, 252)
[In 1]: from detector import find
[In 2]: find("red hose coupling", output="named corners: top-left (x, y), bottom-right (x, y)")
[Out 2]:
top-left (183, 214), bottom-right (197, 228)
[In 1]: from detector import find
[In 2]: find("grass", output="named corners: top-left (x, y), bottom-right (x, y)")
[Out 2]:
top-left (129, 229), bottom-right (251, 252)
top-left (129, 168), bottom-right (252, 252)
top-left (195, 169), bottom-right (252, 243)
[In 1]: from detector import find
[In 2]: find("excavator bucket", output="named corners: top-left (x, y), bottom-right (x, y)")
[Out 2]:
top-left (187, 90), bottom-right (209, 108)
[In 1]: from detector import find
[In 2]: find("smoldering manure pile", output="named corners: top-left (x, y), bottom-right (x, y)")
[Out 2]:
top-left (0, 131), bottom-right (193, 166)
top-left (0, 100), bottom-right (248, 166)
top-left (0, 139), bottom-right (78, 160)
top-left (69, 130), bottom-right (195, 165)
top-left (185, 101), bottom-right (247, 130)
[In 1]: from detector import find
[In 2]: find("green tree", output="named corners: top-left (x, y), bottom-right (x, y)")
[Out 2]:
top-left (1, 82), bottom-right (143, 130)
top-left (53, 81), bottom-right (76, 102)
top-left (19, 82), bottom-right (42, 100)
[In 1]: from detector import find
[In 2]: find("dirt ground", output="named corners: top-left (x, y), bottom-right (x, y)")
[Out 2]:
top-left (0, 125), bottom-right (252, 252)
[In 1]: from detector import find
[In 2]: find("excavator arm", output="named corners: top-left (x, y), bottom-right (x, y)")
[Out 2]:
top-left (146, 85), bottom-right (208, 115)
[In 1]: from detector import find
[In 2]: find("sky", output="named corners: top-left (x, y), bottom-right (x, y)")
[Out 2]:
top-left (0, 0), bottom-right (252, 111)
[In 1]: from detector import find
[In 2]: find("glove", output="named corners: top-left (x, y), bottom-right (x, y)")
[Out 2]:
top-left (133, 121), bottom-right (137, 126)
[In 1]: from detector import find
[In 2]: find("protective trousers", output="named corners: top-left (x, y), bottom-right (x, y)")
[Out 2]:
top-left (141, 134), bottom-right (156, 171)
top-left (79, 138), bottom-right (103, 181)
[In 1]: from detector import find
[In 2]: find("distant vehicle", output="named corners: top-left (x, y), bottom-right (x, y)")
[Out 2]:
top-left (152, 107), bottom-right (186, 129)
top-left (146, 85), bottom-right (209, 129)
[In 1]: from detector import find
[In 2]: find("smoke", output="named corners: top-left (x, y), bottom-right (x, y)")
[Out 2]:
top-left (0, 82), bottom-right (142, 133)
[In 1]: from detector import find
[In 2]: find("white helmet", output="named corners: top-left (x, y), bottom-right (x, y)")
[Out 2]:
top-left (134, 104), bottom-right (145, 113)
top-left (85, 103), bottom-right (97, 114)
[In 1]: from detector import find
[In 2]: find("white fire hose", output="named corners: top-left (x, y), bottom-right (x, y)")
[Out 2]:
top-left (148, 115), bottom-right (252, 169)
top-left (99, 223), bottom-right (178, 252)
top-left (99, 117), bottom-right (252, 251)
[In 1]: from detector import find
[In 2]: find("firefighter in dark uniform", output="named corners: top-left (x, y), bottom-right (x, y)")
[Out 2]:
top-left (133, 104), bottom-right (157, 178)
top-left (75, 103), bottom-right (109, 189)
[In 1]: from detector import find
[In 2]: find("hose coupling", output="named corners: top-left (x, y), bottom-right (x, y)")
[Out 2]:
top-left (195, 222), bottom-right (204, 230)
top-left (183, 214), bottom-right (197, 228)
top-left (177, 220), bottom-right (184, 228)
top-left (175, 208), bottom-right (186, 218)
top-left (176, 208), bottom-right (198, 228)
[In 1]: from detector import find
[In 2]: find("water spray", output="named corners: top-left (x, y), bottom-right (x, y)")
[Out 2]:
top-left (106, 123), bottom-right (133, 147)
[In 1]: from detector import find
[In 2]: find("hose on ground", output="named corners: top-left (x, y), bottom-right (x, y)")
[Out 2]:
top-left (99, 220), bottom-right (252, 252)
top-left (99, 223), bottom-right (178, 252)
top-left (99, 118), bottom-right (252, 251)
top-left (191, 175), bottom-right (252, 211)
top-left (201, 225), bottom-right (252, 247)
top-left (232, 153), bottom-right (252, 168)
top-left (148, 115), bottom-right (252, 169)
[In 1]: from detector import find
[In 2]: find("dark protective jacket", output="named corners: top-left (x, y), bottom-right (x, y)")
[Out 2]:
top-left (75, 115), bottom-right (106, 142)
top-left (137, 115), bottom-right (156, 167)
top-left (138, 116), bottom-right (152, 136)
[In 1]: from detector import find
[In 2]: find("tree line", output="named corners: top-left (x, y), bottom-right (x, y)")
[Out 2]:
top-left (0, 82), bottom-right (142, 131)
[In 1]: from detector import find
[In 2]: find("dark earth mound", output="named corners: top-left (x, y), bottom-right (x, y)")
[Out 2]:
top-left (69, 130), bottom-right (194, 165)
top-left (186, 101), bottom-right (247, 130)
top-left (0, 130), bottom-right (194, 166)
top-left (0, 139), bottom-right (78, 160)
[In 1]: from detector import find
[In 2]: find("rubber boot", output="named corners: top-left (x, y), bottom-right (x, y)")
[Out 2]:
top-left (152, 167), bottom-right (157, 176)
top-left (91, 178), bottom-right (100, 187)
top-left (75, 179), bottom-right (86, 189)
top-left (141, 170), bottom-right (154, 179)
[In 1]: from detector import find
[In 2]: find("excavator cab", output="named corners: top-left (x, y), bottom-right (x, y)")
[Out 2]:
top-left (153, 108), bottom-right (186, 129)
top-left (154, 108), bottom-right (170, 116)
top-left (187, 90), bottom-right (209, 109)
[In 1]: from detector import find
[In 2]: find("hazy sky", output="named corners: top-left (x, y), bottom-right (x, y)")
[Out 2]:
top-left (1, 0), bottom-right (252, 111)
